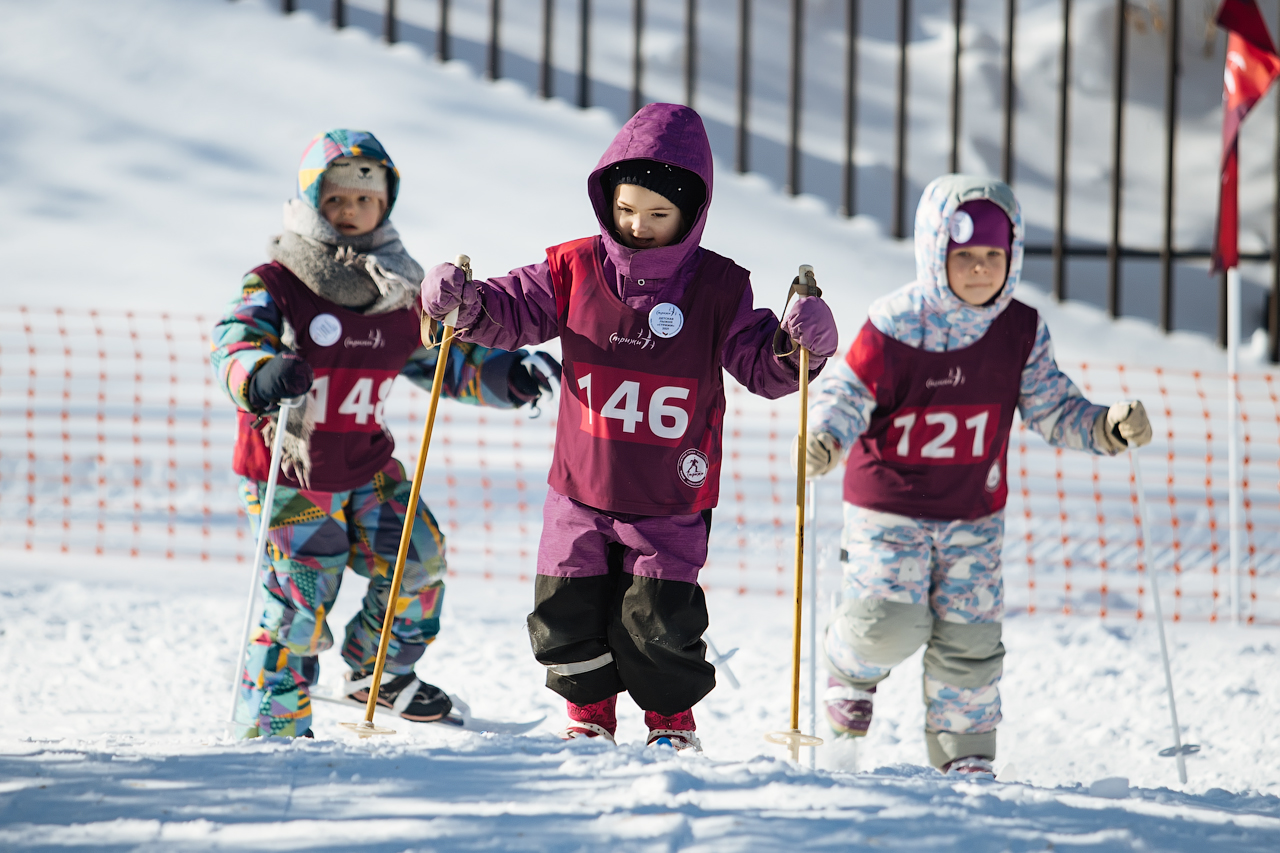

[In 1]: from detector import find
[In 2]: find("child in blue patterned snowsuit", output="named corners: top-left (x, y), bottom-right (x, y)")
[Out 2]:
top-left (211, 130), bottom-right (558, 738)
top-left (802, 174), bottom-right (1153, 774)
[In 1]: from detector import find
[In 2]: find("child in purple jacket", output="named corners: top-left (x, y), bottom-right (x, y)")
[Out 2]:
top-left (421, 104), bottom-right (838, 749)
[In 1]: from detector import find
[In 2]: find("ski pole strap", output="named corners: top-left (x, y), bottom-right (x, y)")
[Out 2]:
top-left (772, 266), bottom-right (823, 358)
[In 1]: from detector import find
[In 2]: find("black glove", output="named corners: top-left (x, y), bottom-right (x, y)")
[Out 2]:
top-left (507, 351), bottom-right (561, 408)
top-left (248, 353), bottom-right (314, 412)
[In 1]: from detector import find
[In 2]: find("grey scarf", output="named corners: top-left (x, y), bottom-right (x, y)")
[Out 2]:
top-left (261, 200), bottom-right (425, 487)
top-left (268, 199), bottom-right (425, 315)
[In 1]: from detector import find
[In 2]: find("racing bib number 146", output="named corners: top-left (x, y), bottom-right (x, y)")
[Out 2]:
top-left (573, 362), bottom-right (698, 447)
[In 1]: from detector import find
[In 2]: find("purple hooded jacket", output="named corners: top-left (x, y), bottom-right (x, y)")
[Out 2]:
top-left (447, 103), bottom-right (823, 396)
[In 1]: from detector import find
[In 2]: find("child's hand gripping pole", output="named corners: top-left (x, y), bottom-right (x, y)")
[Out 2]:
top-left (227, 394), bottom-right (305, 735)
top-left (340, 254), bottom-right (470, 738)
top-left (765, 264), bottom-right (825, 761)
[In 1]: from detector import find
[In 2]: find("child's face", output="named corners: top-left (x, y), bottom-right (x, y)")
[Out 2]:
top-left (319, 185), bottom-right (388, 236)
top-left (612, 184), bottom-right (685, 250)
top-left (946, 246), bottom-right (1007, 306)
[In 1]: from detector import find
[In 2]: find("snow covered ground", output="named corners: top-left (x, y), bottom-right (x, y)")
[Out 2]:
top-left (4, 0), bottom-right (1280, 849)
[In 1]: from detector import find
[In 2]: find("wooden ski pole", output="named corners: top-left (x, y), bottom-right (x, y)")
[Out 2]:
top-left (227, 394), bottom-right (304, 735)
top-left (340, 254), bottom-right (470, 738)
top-left (765, 264), bottom-right (824, 761)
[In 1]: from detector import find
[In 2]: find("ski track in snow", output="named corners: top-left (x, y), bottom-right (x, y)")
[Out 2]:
top-left (3, 0), bottom-right (1280, 849)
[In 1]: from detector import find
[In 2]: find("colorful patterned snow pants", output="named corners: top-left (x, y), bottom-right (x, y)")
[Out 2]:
top-left (232, 458), bottom-right (446, 738)
top-left (824, 503), bottom-right (1005, 767)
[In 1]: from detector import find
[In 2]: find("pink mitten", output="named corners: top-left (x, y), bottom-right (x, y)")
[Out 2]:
top-left (780, 296), bottom-right (838, 359)
top-left (422, 262), bottom-right (482, 326)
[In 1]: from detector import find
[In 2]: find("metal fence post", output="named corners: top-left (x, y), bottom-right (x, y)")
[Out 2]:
top-left (438, 0), bottom-right (450, 62)
top-left (892, 0), bottom-right (910, 240)
top-left (488, 0), bottom-right (502, 81)
top-left (332, 0), bottom-right (345, 29)
top-left (384, 0), bottom-right (397, 44)
top-left (1002, 0), bottom-right (1015, 184)
top-left (840, 0), bottom-right (860, 218)
top-left (1053, 0), bottom-right (1072, 302)
top-left (540, 0), bottom-right (554, 99)
top-left (950, 0), bottom-right (963, 175)
top-left (786, 0), bottom-right (803, 196)
top-left (1160, 0), bottom-right (1181, 334)
top-left (1107, 0), bottom-right (1127, 319)
top-left (632, 0), bottom-right (644, 116)
top-left (579, 0), bottom-right (591, 108)
top-left (685, 0), bottom-right (697, 108)
top-left (736, 0), bottom-right (751, 174)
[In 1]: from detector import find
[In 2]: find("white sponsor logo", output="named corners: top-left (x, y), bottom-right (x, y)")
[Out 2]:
top-left (925, 366), bottom-right (965, 389)
top-left (985, 460), bottom-right (1002, 492)
top-left (678, 448), bottom-right (709, 488)
top-left (609, 326), bottom-right (655, 350)
top-left (649, 302), bottom-right (684, 339)
top-left (344, 329), bottom-right (386, 349)
top-left (309, 313), bottom-right (342, 347)
top-left (949, 210), bottom-right (975, 244)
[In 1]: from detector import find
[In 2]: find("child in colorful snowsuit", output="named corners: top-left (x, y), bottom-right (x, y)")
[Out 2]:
top-left (212, 129), bottom-right (559, 739)
top-left (420, 104), bottom-right (839, 749)
top-left (803, 174), bottom-right (1152, 774)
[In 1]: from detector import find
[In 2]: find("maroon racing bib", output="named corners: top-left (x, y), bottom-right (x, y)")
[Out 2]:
top-left (233, 262), bottom-right (420, 492)
top-left (546, 237), bottom-right (748, 515)
top-left (842, 300), bottom-right (1038, 520)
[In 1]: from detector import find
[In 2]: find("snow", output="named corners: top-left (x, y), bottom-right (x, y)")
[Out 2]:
top-left (3, 0), bottom-right (1280, 849)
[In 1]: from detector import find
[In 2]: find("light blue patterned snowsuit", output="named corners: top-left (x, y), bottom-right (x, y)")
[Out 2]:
top-left (810, 175), bottom-right (1119, 767)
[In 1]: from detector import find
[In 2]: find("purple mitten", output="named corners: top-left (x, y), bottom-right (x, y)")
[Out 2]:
top-left (422, 262), bottom-right (482, 326)
top-left (781, 296), bottom-right (838, 358)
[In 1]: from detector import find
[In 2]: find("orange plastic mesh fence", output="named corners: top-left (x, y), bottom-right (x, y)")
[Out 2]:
top-left (2, 306), bottom-right (1276, 624)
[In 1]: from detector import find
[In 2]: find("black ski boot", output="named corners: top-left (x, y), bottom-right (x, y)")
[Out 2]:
top-left (345, 671), bottom-right (453, 722)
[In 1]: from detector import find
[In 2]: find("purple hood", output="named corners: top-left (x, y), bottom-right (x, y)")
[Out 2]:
top-left (588, 104), bottom-right (712, 283)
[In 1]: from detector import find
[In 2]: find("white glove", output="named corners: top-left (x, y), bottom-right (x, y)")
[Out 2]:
top-left (790, 430), bottom-right (842, 479)
top-left (1093, 400), bottom-right (1153, 454)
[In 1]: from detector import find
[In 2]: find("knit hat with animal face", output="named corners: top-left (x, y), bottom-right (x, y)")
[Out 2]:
top-left (295, 129), bottom-right (400, 219)
top-left (320, 156), bottom-right (389, 195)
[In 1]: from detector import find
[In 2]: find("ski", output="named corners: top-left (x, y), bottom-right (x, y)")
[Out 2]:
top-left (310, 690), bottom-right (546, 735)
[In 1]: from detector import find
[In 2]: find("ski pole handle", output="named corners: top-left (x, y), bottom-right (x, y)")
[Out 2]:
top-left (420, 254), bottom-right (470, 346)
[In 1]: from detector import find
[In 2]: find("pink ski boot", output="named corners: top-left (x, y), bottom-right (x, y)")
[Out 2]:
top-left (645, 708), bottom-right (702, 752)
top-left (562, 696), bottom-right (618, 743)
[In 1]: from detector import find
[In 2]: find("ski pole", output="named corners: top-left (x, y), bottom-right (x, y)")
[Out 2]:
top-left (340, 254), bottom-right (469, 738)
top-left (806, 478), bottom-right (819, 770)
top-left (1131, 448), bottom-right (1199, 784)
top-left (227, 393), bottom-right (305, 734)
top-left (765, 264), bottom-right (824, 762)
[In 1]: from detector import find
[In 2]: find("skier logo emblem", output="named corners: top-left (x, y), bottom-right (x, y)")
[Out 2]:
top-left (649, 303), bottom-right (684, 339)
top-left (985, 460), bottom-right (1002, 492)
top-left (310, 313), bottom-right (342, 347)
top-left (678, 448), bottom-right (709, 488)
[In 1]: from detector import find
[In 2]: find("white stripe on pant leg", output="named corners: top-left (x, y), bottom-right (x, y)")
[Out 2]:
top-left (545, 651), bottom-right (614, 676)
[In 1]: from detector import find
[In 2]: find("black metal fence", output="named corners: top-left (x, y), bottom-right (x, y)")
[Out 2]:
top-left (259, 0), bottom-right (1280, 360)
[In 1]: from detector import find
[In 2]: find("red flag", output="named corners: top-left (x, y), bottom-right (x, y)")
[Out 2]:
top-left (1213, 0), bottom-right (1280, 272)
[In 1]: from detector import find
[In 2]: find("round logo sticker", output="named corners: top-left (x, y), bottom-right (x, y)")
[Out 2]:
top-left (985, 460), bottom-right (1002, 492)
top-left (949, 209), bottom-right (975, 244)
top-left (309, 313), bottom-right (342, 347)
top-left (648, 303), bottom-right (684, 339)
top-left (678, 448), bottom-right (709, 488)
